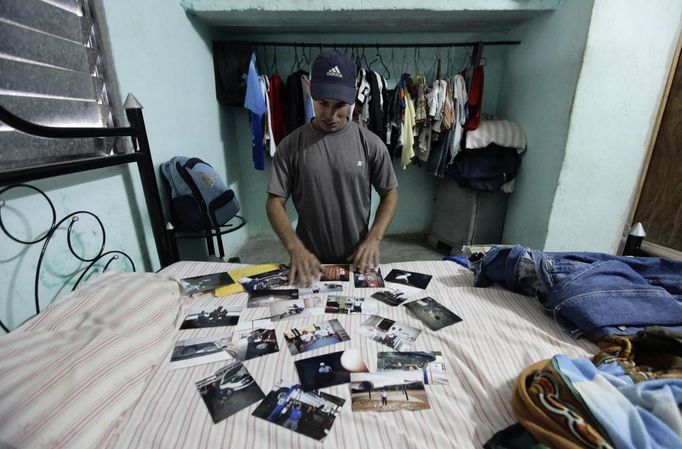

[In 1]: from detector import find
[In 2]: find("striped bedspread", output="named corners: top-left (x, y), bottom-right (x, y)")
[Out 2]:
top-left (0, 261), bottom-right (596, 449)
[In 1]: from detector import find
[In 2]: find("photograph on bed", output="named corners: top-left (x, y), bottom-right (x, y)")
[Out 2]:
top-left (404, 296), bottom-right (463, 331)
top-left (357, 315), bottom-right (421, 351)
top-left (196, 360), bottom-right (264, 424)
top-left (353, 266), bottom-right (385, 288)
top-left (325, 295), bottom-right (378, 314)
top-left (179, 304), bottom-right (242, 329)
top-left (320, 264), bottom-right (351, 281)
top-left (179, 272), bottom-right (235, 295)
top-left (384, 269), bottom-right (433, 290)
top-left (252, 380), bottom-right (345, 441)
top-left (169, 334), bottom-right (233, 370)
top-left (247, 288), bottom-right (299, 307)
top-left (269, 297), bottom-right (324, 321)
top-left (377, 351), bottom-right (448, 385)
top-left (350, 371), bottom-right (430, 412)
top-left (229, 319), bottom-right (280, 361)
top-left (283, 319), bottom-right (350, 356)
top-left (239, 267), bottom-right (290, 291)
top-left (294, 349), bottom-right (369, 391)
top-left (370, 284), bottom-right (421, 306)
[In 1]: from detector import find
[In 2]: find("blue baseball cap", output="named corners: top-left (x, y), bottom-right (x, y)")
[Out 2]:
top-left (310, 51), bottom-right (357, 105)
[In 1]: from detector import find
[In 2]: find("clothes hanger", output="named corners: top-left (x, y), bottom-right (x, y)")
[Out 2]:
top-left (272, 45), bottom-right (279, 75)
top-left (369, 45), bottom-right (391, 80)
top-left (290, 45), bottom-right (300, 73)
top-left (262, 44), bottom-right (270, 76)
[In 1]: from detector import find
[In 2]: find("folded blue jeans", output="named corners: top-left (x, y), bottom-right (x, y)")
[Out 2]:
top-left (471, 245), bottom-right (682, 338)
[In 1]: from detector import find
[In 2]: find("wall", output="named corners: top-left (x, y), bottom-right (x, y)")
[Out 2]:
top-left (496, 0), bottom-right (594, 249)
top-left (223, 32), bottom-right (508, 238)
top-left (544, 0), bottom-right (682, 252)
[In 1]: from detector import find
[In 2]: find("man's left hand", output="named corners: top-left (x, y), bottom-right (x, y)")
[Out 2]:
top-left (349, 237), bottom-right (380, 272)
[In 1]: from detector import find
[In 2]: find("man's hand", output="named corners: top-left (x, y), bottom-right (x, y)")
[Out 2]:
top-left (349, 236), bottom-right (380, 272)
top-left (289, 243), bottom-right (322, 287)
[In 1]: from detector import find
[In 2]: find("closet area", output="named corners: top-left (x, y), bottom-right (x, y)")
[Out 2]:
top-left (182, 0), bottom-right (590, 255)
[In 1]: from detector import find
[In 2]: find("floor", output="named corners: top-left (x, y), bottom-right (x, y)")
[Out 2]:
top-left (233, 234), bottom-right (450, 265)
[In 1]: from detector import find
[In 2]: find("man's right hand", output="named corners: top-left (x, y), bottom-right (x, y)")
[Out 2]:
top-left (288, 244), bottom-right (322, 287)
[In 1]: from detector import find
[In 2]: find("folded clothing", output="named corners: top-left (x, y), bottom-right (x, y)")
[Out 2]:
top-left (466, 119), bottom-right (526, 151)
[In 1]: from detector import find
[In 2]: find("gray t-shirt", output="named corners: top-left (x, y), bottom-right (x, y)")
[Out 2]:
top-left (268, 121), bottom-right (398, 263)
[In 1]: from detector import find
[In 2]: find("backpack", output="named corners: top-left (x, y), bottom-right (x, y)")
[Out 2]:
top-left (160, 156), bottom-right (240, 232)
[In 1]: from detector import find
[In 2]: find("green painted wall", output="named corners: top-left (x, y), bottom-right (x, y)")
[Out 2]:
top-left (496, 0), bottom-right (594, 249)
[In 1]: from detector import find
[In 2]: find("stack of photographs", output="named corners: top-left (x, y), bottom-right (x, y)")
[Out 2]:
top-left (252, 380), bottom-right (345, 441)
top-left (404, 296), bottom-right (462, 331)
top-left (179, 272), bottom-right (234, 296)
top-left (357, 315), bottom-right (421, 351)
top-left (196, 361), bottom-right (264, 423)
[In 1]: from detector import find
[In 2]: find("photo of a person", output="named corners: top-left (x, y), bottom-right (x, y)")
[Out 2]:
top-left (357, 315), bottom-right (421, 351)
top-left (283, 319), bottom-right (350, 355)
top-left (380, 389), bottom-right (388, 407)
top-left (282, 403), bottom-right (303, 430)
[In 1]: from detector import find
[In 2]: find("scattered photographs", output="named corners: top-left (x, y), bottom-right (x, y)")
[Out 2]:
top-left (298, 282), bottom-right (344, 296)
top-left (247, 289), bottom-right (299, 308)
top-left (179, 304), bottom-right (242, 329)
top-left (179, 272), bottom-right (234, 295)
top-left (283, 319), bottom-right (350, 356)
top-left (325, 295), bottom-right (378, 315)
top-left (294, 349), bottom-right (368, 391)
top-left (269, 297), bottom-right (324, 322)
top-left (384, 269), bottom-right (433, 290)
top-left (169, 334), bottom-right (232, 370)
top-left (370, 284), bottom-right (421, 307)
top-left (357, 315), bottom-right (421, 351)
top-left (252, 380), bottom-right (345, 441)
top-left (404, 296), bottom-right (463, 331)
top-left (353, 267), bottom-right (385, 288)
top-left (230, 319), bottom-right (280, 361)
top-left (377, 351), bottom-right (448, 385)
top-left (320, 264), bottom-right (351, 282)
top-left (350, 372), bottom-right (430, 412)
top-left (196, 360), bottom-right (264, 423)
top-left (240, 267), bottom-right (289, 292)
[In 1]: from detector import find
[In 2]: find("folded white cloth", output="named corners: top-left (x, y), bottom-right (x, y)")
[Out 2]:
top-left (466, 119), bottom-right (526, 151)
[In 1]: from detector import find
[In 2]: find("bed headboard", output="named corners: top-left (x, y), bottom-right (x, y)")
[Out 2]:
top-left (0, 96), bottom-right (178, 332)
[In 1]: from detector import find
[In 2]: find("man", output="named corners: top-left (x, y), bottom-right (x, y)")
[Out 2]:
top-left (267, 51), bottom-right (398, 286)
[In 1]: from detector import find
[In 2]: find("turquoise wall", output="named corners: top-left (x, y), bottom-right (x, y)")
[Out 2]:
top-left (496, 0), bottom-right (594, 249)
top-left (544, 0), bottom-right (682, 252)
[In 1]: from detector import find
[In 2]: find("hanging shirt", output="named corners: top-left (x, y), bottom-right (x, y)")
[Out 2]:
top-left (268, 73), bottom-right (287, 146)
top-left (450, 74), bottom-right (468, 160)
top-left (401, 88), bottom-right (416, 170)
top-left (260, 75), bottom-right (277, 157)
top-left (284, 69), bottom-right (308, 134)
top-left (464, 65), bottom-right (484, 131)
top-left (244, 52), bottom-right (267, 170)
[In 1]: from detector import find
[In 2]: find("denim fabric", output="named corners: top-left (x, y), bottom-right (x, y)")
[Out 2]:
top-left (472, 245), bottom-right (682, 338)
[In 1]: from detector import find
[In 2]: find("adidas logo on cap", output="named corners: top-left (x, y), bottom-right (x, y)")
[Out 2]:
top-left (326, 66), bottom-right (343, 78)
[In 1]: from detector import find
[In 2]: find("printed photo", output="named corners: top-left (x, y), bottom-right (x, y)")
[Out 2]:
top-left (353, 267), bottom-right (385, 288)
top-left (350, 371), bottom-right (430, 412)
top-left (247, 289), bottom-right (299, 308)
top-left (283, 319), bottom-right (350, 355)
top-left (179, 272), bottom-right (234, 295)
top-left (169, 334), bottom-right (232, 370)
top-left (269, 297), bottom-right (324, 322)
top-left (196, 360), bottom-right (264, 423)
top-left (404, 296), bottom-right (463, 331)
top-left (229, 319), bottom-right (280, 361)
top-left (384, 269), bottom-right (433, 290)
top-left (252, 380), bottom-right (345, 441)
top-left (294, 349), bottom-right (368, 391)
top-left (179, 304), bottom-right (242, 329)
top-left (320, 264), bottom-right (351, 282)
top-left (240, 267), bottom-right (290, 292)
top-left (377, 351), bottom-right (448, 385)
top-left (325, 295), bottom-right (378, 315)
top-left (370, 284), bottom-right (421, 306)
top-left (298, 282), bottom-right (344, 296)
top-left (357, 315), bottom-right (421, 351)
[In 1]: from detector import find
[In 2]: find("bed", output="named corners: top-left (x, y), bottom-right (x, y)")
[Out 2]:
top-left (0, 259), bottom-right (598, 449)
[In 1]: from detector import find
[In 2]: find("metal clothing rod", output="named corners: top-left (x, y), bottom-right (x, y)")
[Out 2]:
top-left (239, 40), bottom-right (521, 49)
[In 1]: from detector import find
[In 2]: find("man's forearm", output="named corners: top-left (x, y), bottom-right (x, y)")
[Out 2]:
top-left (366, 188), bottom-right (398, 242)
top-left (265, 195), bottom-right (305, 252)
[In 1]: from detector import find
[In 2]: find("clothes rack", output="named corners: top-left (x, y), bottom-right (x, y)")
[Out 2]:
top-left (238, 41), bottom-right (521, 49)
